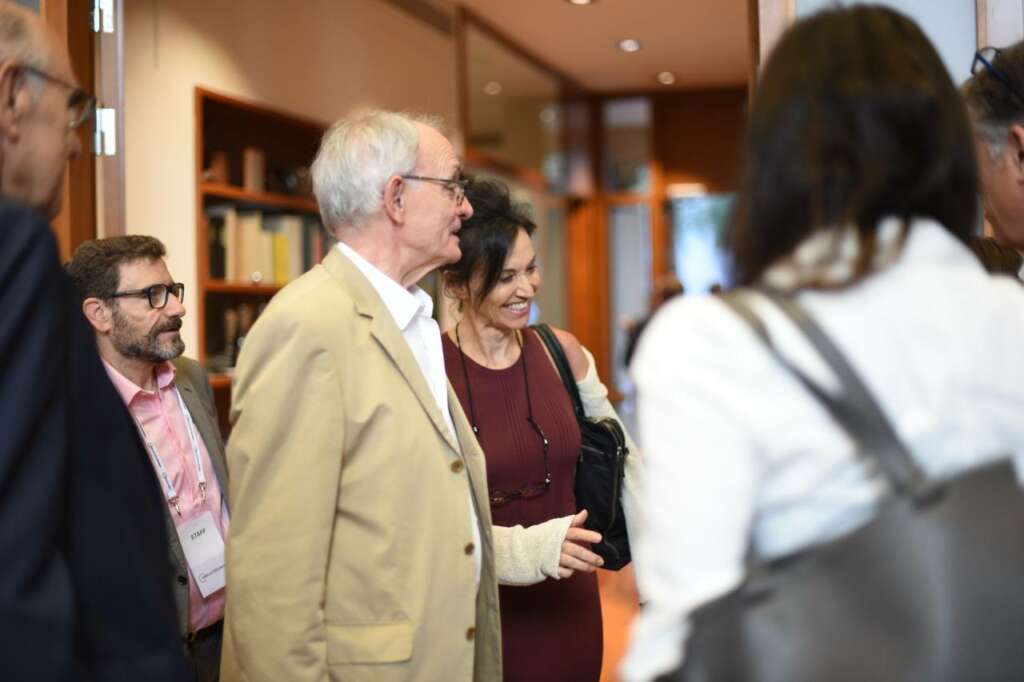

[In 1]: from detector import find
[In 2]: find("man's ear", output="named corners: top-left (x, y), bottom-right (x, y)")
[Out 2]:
top-left (82, 297), bottom-right (113, 334)
top-left (0, 61), bottom-right (30, 139)
top-left (382, 174), bottom-right (406, 224)
top-left (1009, 123), bottom-right (1024, 177)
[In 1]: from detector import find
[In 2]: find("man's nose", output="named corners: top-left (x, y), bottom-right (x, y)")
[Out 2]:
top-left (166, 291), bottom-right (186, 318)
top-left (459, 197), bottom-right (474, 220)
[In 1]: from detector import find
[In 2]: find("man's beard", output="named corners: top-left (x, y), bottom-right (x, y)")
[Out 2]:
top-left (111, 309), bottom-right (185, 364)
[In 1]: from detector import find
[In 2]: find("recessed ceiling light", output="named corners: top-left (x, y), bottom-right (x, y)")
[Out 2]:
top-left (618, 38), bottom-right (642, 53)
top-left (656, 71), bottom-right (676, 85)
top-left (566, 0), bottom-right (595, 4)
top-left (483, 81), bottom-right (502, 96)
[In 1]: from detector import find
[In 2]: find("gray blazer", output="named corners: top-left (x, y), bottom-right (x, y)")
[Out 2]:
top-left (168, 356), bottom-right (230, 637)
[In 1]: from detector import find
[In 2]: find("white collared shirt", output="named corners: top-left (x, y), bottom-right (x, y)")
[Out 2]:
top-left (336, 242), bottom-right (482, 587)
top-left (622, 218), bottom-right (1024, 680)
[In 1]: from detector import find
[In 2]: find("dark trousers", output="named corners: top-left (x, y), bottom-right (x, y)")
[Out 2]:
top-left (185, 619), bottom-right (223, 682)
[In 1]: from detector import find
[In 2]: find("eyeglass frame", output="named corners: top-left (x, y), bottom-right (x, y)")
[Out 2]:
top-left (20, 64), bottom-right (96, 130)
top-left (106, 282), bottom-right (185, 309)
top-left (972, 46), bottom-right (1024, 109)
top-left (400, 174), bottom-right (468, 205)
top-left (487, 415), bottom-right (553, 506)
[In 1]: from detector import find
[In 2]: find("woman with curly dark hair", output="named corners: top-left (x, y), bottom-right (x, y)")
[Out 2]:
top-left (441, 178), bottom-right (642, 682)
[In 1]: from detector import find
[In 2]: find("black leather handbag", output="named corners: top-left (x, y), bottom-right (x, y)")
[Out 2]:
top-left (663, 290), bottom-right (1024, 682)
top-left (533, 324), bottom-right (632, 570)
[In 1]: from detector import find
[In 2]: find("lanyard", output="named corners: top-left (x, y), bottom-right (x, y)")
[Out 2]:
top-left (134, 388), bottom-right (207, 516)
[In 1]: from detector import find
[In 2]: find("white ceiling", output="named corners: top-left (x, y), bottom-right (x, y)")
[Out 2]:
top-left (456, 0), bottom-right (751, 91)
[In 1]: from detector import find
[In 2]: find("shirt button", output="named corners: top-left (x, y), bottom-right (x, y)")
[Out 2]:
top-left (464, 542), bottom-right (475, 555)
top-left (466, 626), bottom-right (476, 641)
top-left (451, 460), bottom-right (464, 473)
top-left (176, 575), bottom-right (188, 586)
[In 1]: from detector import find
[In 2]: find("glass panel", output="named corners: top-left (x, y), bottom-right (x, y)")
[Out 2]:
top-left (602, 98), bottom-right (651, 194)
top-left (670, 193), bottom-right (735, 293)
top-left (609, 203), bottom-right (652, 397)
top-left (466, 25), bottom-right (564, 190)
top-left (532, 198), bottom-right (568, 328)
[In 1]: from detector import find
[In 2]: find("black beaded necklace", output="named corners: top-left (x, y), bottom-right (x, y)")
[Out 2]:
top-left (455, 323), bottom-right (552, 505)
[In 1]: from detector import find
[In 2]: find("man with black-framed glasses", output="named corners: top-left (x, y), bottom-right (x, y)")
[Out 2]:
top-left (0, 5), bottom-right (188, 682)
top-left (68, 235), bottom-right (230, 682)
top-left (964, 43), bottom-right (1024, 261)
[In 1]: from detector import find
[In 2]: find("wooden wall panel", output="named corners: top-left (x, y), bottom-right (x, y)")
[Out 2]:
top-left (42, 0), bottom-right (96, 260)
top-left (566, 198), bottom-right (611, 386)
top-left (653, 88), bottom-right (747, 195)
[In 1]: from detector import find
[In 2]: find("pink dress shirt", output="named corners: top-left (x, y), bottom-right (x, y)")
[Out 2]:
top-left (103, 360), bottom-right (228, 633)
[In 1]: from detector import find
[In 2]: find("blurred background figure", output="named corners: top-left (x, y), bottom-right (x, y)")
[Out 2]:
top-left (964, 42), bottom-right (1024, 256)
top-left (623, 5), bottom-right (1024, 680)
top-left (622, 274), bottom-right (683, 369)
top-left (442, 177), bottom-right (642, 682)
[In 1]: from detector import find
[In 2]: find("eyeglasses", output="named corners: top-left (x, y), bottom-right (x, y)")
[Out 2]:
top-left (107, 282), bottom-right (185, 309)
top-left (454, 323), bottom-right (552, 507)
top-left (972, 47), bottom-right (1024, 108)
top-left (401, 174), bottom-right (468, 206)
top-left (488, 416), bottom-right (552, 506)
top-left (21, 64), bottom-right (96, 130)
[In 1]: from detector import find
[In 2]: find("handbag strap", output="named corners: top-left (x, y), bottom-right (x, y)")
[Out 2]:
top-left (532, 324), bottom-right (586, 420)
top-left (722, 290), bottom-right (930, 498)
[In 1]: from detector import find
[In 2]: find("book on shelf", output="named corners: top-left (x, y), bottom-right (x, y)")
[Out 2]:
top-left (242, 147), bottom-right (266, 193)
top-left (264, 214), bottom-right (305, 284)
top-left (206, 205), bottom-right (237, 281)
top-left (206, 207), bottom-right (328, 286)
top-left (237, 211), bottom-right (274, 284)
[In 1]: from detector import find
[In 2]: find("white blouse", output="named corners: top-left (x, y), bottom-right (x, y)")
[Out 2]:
top-left (621, 218), bottom-right (1024, 681)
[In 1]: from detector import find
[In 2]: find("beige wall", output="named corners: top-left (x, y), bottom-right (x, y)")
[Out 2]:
top-left (124, 0), bottom-right (458, 353)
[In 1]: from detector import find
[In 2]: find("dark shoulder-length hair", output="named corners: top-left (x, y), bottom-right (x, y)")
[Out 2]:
top-left (441, 177), bottom-right (537, 308)
top-left (726, 5), bottom-right (979, 287)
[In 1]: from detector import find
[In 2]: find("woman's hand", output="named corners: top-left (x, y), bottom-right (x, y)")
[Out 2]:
top-left (558, 510), bottom-right (604, 578)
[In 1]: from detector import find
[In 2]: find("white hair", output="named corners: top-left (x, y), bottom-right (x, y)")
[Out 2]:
top-left (974, 119), bottom-right (1019, 161)
top-left (0, 3), bottom-right (47, 99)
top-left (312, 110), bottom-right (445, 230)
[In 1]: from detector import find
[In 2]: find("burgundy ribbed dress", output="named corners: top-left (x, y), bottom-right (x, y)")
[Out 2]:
top-left (443, 329), bottom-right (603, 682)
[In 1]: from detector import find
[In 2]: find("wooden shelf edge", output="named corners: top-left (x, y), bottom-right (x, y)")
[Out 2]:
top-left (204, 280), bottom-right (282, 295)
top-left (201, 181), bottom-right (319, 213)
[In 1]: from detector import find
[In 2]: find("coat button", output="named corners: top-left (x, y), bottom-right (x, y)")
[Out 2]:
top-left (451, 460), bottom-right (464, 473)
top-left (466, 626), bottom-right (476, 641)
top-left (464, 542), bottom-right (475, 555)
top-left (176, 575), bottom-right (188, 586)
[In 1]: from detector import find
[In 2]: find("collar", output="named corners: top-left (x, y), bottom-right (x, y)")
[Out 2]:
top-left (102, 358), bottom-right (177, 405)
top-left (335, 241), bottom-right (433, 330)
top-left (761, 216), bottom-right (957, 290)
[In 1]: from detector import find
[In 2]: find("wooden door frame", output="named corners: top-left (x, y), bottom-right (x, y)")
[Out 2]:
top-left (42, 0), bottom-right (97, 261)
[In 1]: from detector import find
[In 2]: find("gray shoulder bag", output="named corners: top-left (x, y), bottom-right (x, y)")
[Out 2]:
top-left (664, 290), bottom-right (1024, 682)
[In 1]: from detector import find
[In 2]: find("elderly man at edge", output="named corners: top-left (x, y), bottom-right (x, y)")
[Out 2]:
top-left (964, 41), bottom-right (1024, 274)
top-left (0, 4), bottom-right (187, 680)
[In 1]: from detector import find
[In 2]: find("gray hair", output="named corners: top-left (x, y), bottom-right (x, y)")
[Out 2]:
top-left (312, 110), bottom-right (445, 230)
top-left (963, 42), bottom-right (1024, 159)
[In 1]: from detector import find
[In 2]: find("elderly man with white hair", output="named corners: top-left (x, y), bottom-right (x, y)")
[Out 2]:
top-left (221, 111), bottom-right (602, 682)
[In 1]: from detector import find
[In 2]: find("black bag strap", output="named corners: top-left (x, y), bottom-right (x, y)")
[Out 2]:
top-left (532, 324), bottom-right (586, 420)
top-left (722, 290), bottom-right (930, 498)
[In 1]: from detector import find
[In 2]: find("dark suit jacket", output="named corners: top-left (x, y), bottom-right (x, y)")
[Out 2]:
top-left (167, 356), bottom-right (229, 636)
top-left (0, 198), bottom-right (189, 681)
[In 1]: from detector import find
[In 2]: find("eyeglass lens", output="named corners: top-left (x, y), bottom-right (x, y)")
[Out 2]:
top-left (487, 417), bottom-right (550, 506)
top-left (148, 283), bottom-right (185, 308)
